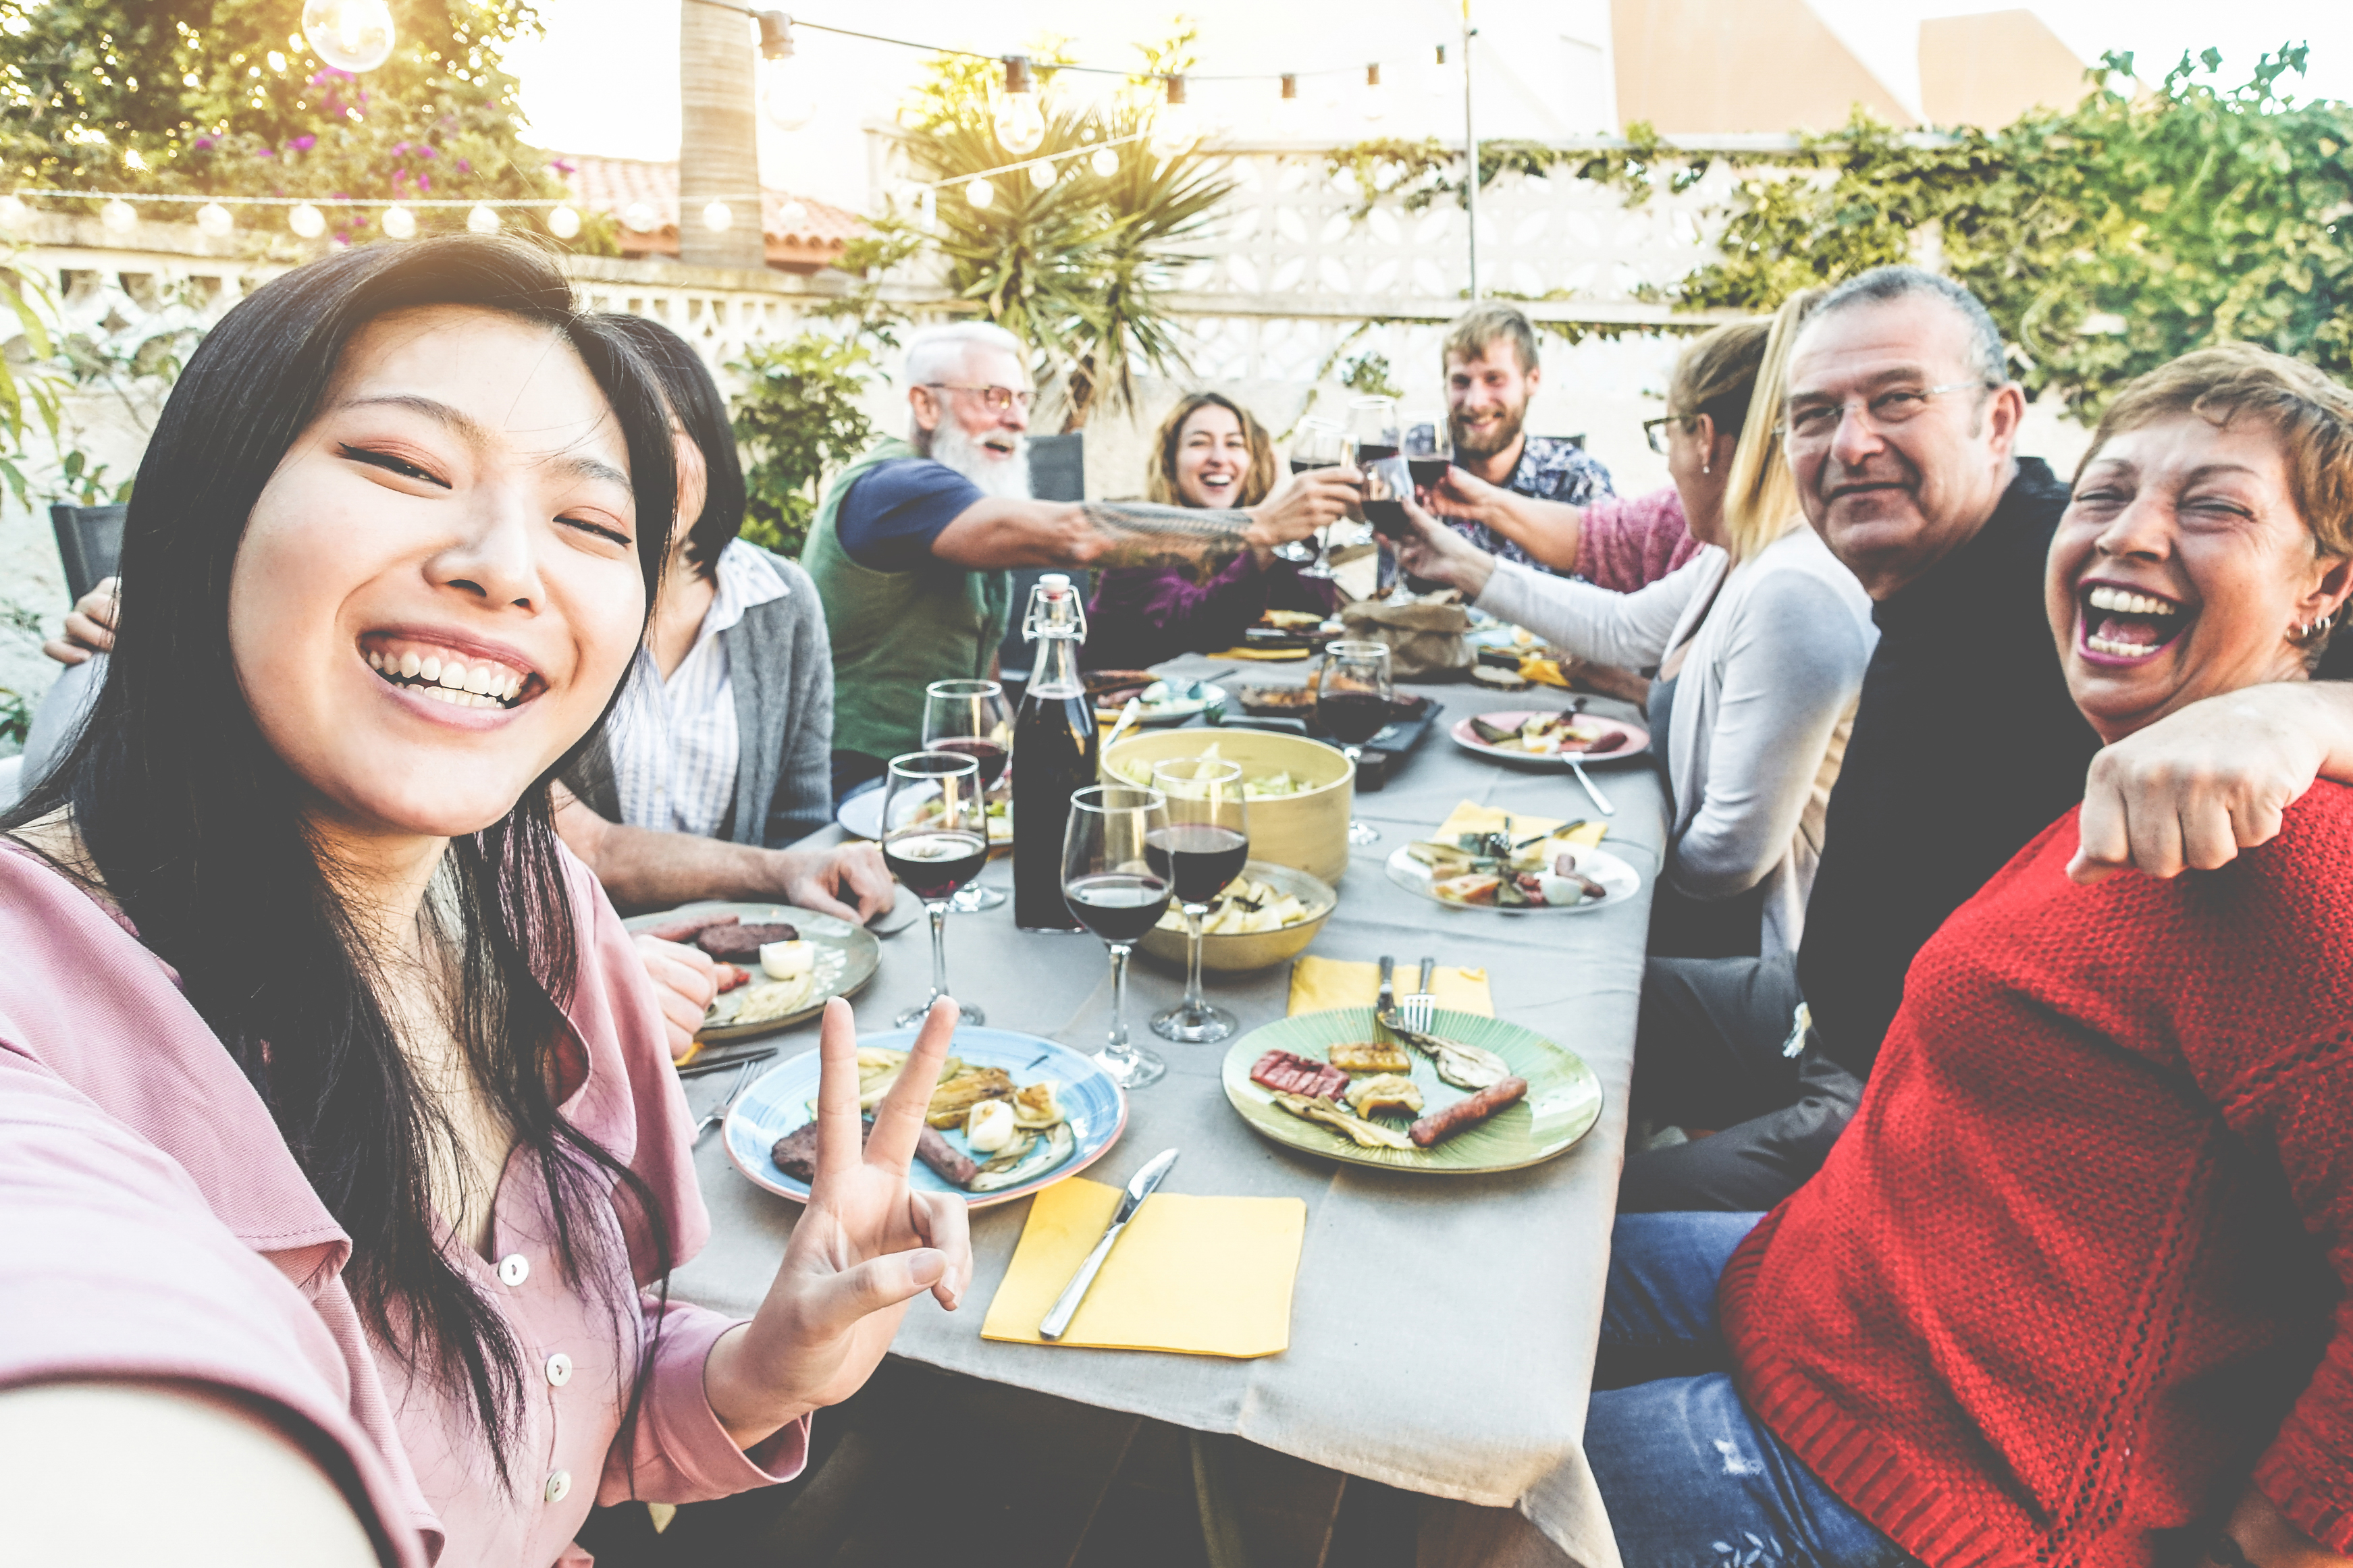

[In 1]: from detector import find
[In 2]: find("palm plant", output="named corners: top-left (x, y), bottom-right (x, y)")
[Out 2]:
top-left (889, 71), bottom-right (1234, 430)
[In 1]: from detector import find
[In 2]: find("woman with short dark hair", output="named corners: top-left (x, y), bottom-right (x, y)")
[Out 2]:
top-left (0, 236), bottom-right (970, 1565)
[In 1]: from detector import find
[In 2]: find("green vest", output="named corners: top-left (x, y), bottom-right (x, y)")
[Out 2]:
top-left (802, 437), bottom-right (1013, 762)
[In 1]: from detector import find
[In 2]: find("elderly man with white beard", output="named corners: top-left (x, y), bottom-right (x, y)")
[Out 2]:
top-left (804, 323), bottom-right (1359, 795)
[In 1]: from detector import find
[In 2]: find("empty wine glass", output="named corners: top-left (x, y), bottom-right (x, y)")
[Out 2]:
top-left (921, 678), bottom-right (1012, 913)
top-left (1062, 786), bottom-right (1172, 1088)
top-left (1146, 757), bottom-right (1249, 1044)
top-left (1284, 418), bottom-right (1354, 578)
top-left (881, 751), bottom-right (988, 1027)
top-left (1315, 640), bottom-right (1393, 846)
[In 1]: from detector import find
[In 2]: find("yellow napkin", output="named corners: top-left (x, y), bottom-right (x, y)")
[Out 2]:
top-left (1287, 955), bottom-right (1493, 1016)
top-left (1432, 799), bottom-right (1608, 846)
top-left (981, 1179), bottom-right (1305, 1357)
top-left (1207, 645), bottom-right (1311, 661)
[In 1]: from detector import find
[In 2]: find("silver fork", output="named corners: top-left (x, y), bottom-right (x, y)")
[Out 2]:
top-left (693, 1058), bottom-right (759, 1146)
top-left (1400, 956), bottom-right (1439, 1033)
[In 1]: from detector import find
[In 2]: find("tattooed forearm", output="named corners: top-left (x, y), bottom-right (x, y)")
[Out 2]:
top-left (1076, 501), bottom-right (1257, 571)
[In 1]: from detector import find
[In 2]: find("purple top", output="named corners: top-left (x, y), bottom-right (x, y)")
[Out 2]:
top-left (1082, 553), bottom-right (1340, 671)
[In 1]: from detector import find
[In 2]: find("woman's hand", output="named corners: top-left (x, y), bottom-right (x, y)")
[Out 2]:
top-left (704, 997), bottom-right (974, 1442)
top-left (42, 576), bottom-right (120, 665)
top-left (1393, 497), bottom-right (1499, 599)
top-left (779, 840), bottom-right (895, 922)
top-left (1244, 467), bottom-right (1363, 557)
top-left (633, 936), bottom-right (719, 1061)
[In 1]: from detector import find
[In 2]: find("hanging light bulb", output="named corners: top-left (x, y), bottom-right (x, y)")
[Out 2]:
top-left (1149, 75), bottom-right (1199, 157)
top-left (916, 185), bottom-right (938, 231)
top-left (1029, 161), bottom-right (1057, 192)
top-left (546, 204), bottom-right (580, 239)
top-left (100, 198), bottom-right (138, 234)
top-left (0, 195), bottom-right (30, 233)
top-left (991, 55), bottom-right (1046, 156)
top-left (300, 0), bottom-right (396, 74)
top-left (777, 197), bottom-right (808, 230)
top-left (195, 201), bottom-right (234, 238)
top-left (467, 204), bottom-right (500, 234)
top-left (380, 203), bottom-right (415, 238)
top-left (1090, 146), bottom-right (1120, 178)
top-left (754, 13), bottom-right (814, 131)
top-left (1271, 72), bottom-right (1311, 138)
top-left (702, 200), bottom-right (733, 232)
top-left (965, 177), bottom-right (995, 209)
top-left (1361, 62), bottom-right (1388, 122)
top-left (623, 200), bottom-right (658, 233)
top-left (288, 202), bottom-right (327, 238)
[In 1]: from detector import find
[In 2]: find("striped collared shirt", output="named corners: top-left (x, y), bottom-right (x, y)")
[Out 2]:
top-left (610, 539), bottom-right (789, 839)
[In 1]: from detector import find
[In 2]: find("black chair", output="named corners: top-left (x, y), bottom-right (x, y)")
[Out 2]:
top-left (997, 433), bottom-right (1085, 678)
top-left (49, 503), bottom-right (126, 602)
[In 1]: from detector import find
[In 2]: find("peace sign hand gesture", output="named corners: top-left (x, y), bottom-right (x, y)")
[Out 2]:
top-left (702, 996), bottom-right (974, 1444)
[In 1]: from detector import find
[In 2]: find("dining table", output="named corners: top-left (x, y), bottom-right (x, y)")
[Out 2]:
top-left (668, 653), bottom-right (1668, 1568)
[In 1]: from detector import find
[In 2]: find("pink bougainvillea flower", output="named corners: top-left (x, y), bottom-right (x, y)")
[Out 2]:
top-left (289, 135), bottom-right (316, 151)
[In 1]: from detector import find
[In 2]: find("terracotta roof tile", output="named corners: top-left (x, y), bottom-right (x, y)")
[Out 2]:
top-left (546, 153), bottom-right (861, 267)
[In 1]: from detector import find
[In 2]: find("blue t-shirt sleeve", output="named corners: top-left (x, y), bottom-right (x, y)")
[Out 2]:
top-left (836, 458), bottom-right (987, 572)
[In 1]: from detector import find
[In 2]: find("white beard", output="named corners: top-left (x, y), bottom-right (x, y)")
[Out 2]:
top-left (928, 418), bottom-right (1032, 500)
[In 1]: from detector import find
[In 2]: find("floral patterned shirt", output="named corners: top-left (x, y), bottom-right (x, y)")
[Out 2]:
top-left (1450, 435), bottom-right (1617, 576)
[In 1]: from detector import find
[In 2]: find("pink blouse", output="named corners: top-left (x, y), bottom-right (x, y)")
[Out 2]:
top-left (0, 842), bottom-right (803, 1567)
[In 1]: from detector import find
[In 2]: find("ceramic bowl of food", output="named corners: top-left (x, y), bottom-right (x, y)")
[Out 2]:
top-left (1101, 728), bottom-right (1354, 884)
top-left (1138, 860), bottom-right (1338, 973)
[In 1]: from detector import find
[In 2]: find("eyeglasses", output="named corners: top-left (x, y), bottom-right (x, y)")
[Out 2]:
top-left (1641, 414), bottom-right (1694, 456)
top-left (924, 383), bottom-right (1034, 413)
top-left (1780, 382), bottom-right (1993, 445)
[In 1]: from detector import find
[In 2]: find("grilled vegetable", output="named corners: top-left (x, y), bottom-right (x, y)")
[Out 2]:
top-left (1268, 1091), bottom-right (1417, 1150)
top-left (925, 1065), bottom-right (1017, 1129)
top-left (967, 1121), bottom-right (1076, 1193)
top-left (1344, 1074), bottom-right (1425, 1119)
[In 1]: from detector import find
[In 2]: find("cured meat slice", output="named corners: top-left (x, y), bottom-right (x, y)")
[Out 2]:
top-left (1248, 1049), bottom-right (1349, 1102)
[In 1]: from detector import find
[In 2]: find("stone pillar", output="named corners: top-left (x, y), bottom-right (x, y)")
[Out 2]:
top-left (677, 0), bottom-right (766, 270)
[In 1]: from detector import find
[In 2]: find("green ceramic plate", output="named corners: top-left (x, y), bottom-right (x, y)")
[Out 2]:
top-left (1220, 1006), bottom-right (1604, 1174)
top-left (620, 900), bottom-right (879, 1046)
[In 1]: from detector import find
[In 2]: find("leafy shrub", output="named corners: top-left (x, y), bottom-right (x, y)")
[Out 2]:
top-left (728, 334), bottom-right (878, 560)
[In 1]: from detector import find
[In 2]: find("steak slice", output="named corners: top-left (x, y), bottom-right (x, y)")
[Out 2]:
top-left (772, 1115), bottom-right (978, 1189)
top-left (697, 921), bottom-right (800, 961)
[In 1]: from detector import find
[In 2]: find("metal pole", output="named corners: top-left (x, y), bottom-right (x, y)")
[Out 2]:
top-left (1462, 1), bottom-right (1479, 300)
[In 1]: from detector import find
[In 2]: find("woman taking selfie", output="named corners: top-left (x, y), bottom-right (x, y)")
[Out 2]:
top-left (1081, 391), bottom-right (1357, 670)
top-left (0, 237), bottom-right (970, 1566)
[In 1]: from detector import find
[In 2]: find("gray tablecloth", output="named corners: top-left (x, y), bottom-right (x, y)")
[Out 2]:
top-left (671, 668), bottom-right (1664, 1568)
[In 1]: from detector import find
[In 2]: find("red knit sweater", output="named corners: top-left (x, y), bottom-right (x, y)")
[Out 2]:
top-left (1720, 788), bottom-right (2353, 1568)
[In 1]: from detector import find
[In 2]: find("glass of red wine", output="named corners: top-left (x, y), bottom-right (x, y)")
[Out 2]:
top-left (882, 751), bottom-right (989, 1027)
top-left (1284, 417), bottom-right (1354, 578)
top-left (1145, 757), bottom-right (1250, 1044)
top-left (1401, 408), bottom-right (1452, 496)
top-left (922, 678), bottom-right (1013, 913)
top-left (1315, 639), bottom-right (1394, 846)
top-left (1062, 785), bottom-right (1173, 1088)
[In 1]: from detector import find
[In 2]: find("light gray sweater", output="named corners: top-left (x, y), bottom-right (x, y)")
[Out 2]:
top-left (1475, 525), bottom-right (1876, 959)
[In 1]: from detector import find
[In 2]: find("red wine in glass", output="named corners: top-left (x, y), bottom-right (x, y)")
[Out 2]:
top-left (930, 736), bottom-right (1007, 789)
top-left (1354, 443), bottom-right (1398, 465)
top-left (1319, 689), bottom-right (1394, 747)
top-left (1408, 457), bottom-right (1450, 488)
top-left (1063, 872), bottom-right (1171, 944)
top-left (1144, 823), bottom-right (1250, 904)
top-left (1289, 456), bottom-right (1337, 475)
top-left (1362, 498), bottom-right (1408, 538)
top-left (884, 830), bottom-right (987, 902)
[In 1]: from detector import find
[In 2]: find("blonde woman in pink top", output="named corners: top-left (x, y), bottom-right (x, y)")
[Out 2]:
top-left (0, 237), bottom-right (972, 1566)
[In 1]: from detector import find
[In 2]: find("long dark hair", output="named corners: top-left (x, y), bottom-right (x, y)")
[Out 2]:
top-left (601, 315), bottom-right (748, 580)
top-left (3, 236), bottom-right (679, 1480)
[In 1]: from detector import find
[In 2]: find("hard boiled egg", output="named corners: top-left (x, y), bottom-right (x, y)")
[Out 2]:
top-left (965, 1099), bottom-right (1015, 1154)
top-left (761, 940), bottom-right (814, 981)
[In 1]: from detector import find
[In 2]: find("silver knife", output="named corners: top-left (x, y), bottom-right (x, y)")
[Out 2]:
top-left (1039, 1148), bottom-right (1180, 1341)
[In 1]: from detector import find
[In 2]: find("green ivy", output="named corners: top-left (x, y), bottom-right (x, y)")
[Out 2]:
top-left (727, 333), bottom-right (877, 560)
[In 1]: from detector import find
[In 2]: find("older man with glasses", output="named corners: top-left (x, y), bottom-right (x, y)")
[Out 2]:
top-left (803, 323), bottom-right (1360, 796)
top-left (1622, 264), bottom-right (2353, 1214)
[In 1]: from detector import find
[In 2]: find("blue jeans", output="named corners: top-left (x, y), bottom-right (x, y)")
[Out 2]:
top-left (1585, 1213), bottom-right (1918, 1568)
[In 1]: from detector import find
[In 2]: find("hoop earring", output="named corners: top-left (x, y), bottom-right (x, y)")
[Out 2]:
top-left (2292, 610), bottom-right (2340, 645)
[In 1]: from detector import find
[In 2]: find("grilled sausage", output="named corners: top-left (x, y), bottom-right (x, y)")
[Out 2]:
top-left (1409, 1075), bottom-right (1527, 1147)
top-left (772, 1115), bottom-right (979, 1188)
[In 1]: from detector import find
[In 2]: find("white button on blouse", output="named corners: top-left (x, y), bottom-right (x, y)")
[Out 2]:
top-left (497, 1253), bottom-right (530, 1288)
top-left (544, 1470), bottom-right (572, 1503)
top-left (545, 1351), bottom-right (573, 1387)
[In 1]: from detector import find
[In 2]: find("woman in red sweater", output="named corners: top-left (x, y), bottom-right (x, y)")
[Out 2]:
top-left (1580, 344), bottom-right (2353, 1568)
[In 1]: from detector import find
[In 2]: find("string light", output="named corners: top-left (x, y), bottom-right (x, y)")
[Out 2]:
top-left (466, 204), bottom-right (500, 234)
top-left (623, 200), bottom-right (658, 232)
top-left (1149, 75), bottom-right (1199, 157)
top-left (1090, 146), bottom-right (1120, 178)
top-left (1029, 161), bottom-right (1055, 192)
top-left (288, 202), bottom-right (327, 238)
top-left (547, 204), bottom-right (581, 238)
top-left (381, 203), bottom-right (415, 238)
top-left (992, 55), bottom-right (1046, 156)
top-left (777, 197), bottom-right (808, 229)
top-left (756, 10), bottom-right (814, 131)
top-left (1362, 61), bottom-right (1388, 122)
top-left (300, 0), bottom-right (396, 74)
top-left (195, 201), bottom-right (234, 237)
top-left (0, 195), bottom-right (29, 232)
top-left (100, 199), bottom-right (138, 234)
top-left (702, 200), bottom-right (733, 232)
top-left (965, 177), bottom-right (995, 209)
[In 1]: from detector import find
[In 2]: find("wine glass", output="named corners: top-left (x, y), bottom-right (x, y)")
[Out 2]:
top-left (881, 751), bottom-right (989, 1027)
top-left (1315, 640), bottom-right (1393, 846)
top-left (1063, 786), bottom-right (1172, 1088)
top-left (1401, 408), bottom-right (1452, 497)
top-left (921, 678), bottom-right (1012, 913)
top-left (1146, 757), bottom-right (1249, 1044)
top-left (1284, 417), bottom-right (1354, 578)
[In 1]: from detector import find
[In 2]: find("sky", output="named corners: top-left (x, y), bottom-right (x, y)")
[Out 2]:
top-left (504, 0), bottom-right (2353, 211)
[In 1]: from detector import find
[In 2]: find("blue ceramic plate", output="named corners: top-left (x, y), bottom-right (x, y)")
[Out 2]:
top-left (723, 1026), bottom-right (1129, 1208)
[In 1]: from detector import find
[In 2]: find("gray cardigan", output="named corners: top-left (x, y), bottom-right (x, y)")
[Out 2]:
top-left (570, 551), bottom-right (836, 850)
